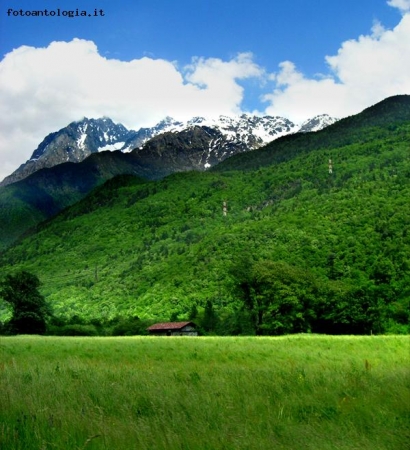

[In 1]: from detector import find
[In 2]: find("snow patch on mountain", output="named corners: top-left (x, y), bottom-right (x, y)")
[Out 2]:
top-left (99, 142), bottom-right (126, 151)
top-left (77, 133), bottom-right (87, 150)
top-left (1, 112), bottom-right (338, 187)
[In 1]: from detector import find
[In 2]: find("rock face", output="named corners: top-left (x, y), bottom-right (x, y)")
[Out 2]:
top-left (123, 114), bottom-right (338, 176)
top-left (1, 113), bottom-right (337, 186)
top-left (1, 118), bottom-right (136, 186)
top-left (134, 120), bottom-right (290, 176)
top-left (123, 114), bottom-right (299, 155)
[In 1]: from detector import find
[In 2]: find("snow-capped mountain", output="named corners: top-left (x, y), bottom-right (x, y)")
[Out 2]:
top-left (298, 114), bottom-right (338, 133)
top-left (136, 116), bottom-right (297, 174)
top-left (0, 118), bottom-right (136, 186)
top-left (1, 113), bottom-right (337, 186)
top-left (121, 114), bottom-right (298, 153)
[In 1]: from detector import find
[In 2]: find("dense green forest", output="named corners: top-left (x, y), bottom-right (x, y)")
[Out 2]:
top-left (0, 152), bottom-right (149, 250)
top-left (0, 96), bottom-right (409, 335)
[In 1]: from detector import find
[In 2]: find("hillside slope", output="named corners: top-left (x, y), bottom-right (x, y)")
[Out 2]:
top-left (0, 96), bottom-right (406, 251)
top-left (213, 95), bottom-right (410, 172)
top-left (1, 102), bottom-right (409, 333)
top-left (0, 152), bottom-right (148, 249)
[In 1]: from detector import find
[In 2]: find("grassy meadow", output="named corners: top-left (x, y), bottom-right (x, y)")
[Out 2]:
top-left (0, 335), bottom-right (409, 450)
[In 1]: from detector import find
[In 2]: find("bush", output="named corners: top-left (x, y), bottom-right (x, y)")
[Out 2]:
top-left (110, 317), bottom-right (148, 336)
top-left (50, 324), bottom-right (99, 336)
top-left (0, 271), bottom-right (51, 335)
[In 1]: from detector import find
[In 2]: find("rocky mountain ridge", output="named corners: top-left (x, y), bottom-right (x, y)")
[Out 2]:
top-left (1, 113), bottom-right (337, 186)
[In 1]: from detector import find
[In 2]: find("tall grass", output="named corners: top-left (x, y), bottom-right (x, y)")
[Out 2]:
top-left (0, 335), bottom-right (409, 449)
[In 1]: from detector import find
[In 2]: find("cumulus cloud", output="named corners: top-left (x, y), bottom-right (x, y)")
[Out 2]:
top-left (387, 0), bottom-right (410, 12)
top-left (0, 39), bottom-right (263, 181)
top-left (184, 53), bottom-right (264, 115)
top-left (263, 8), bottom-right (410, 123)
top-left (1, 0), bottom-right (410, 182)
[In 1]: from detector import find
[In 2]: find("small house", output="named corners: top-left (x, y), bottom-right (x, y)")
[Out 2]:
top-left (147, 321), bottom-right (198, 336)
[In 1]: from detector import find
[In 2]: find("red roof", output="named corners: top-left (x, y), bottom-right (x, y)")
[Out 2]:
top-left (147, 321), bottom-right (195, 331)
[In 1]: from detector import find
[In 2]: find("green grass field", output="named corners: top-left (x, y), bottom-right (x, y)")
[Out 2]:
top-left (0, 335), bottom-right (409, 450)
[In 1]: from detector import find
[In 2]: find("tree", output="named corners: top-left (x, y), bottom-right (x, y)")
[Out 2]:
top-left (314, 281), bottom-right (385, 335)
top-left (231, 259), bottom-right (317, 335)
top-left (201, 300), bottom-right (219, 333)
top-left (188, 303), bottom-right (198, 321)
top-left (0, 271), bottom-right (51, 334)
top-left (169, 311), bottom-right (179, 322)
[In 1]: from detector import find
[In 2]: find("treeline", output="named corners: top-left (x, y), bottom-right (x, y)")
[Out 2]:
top-left (1, 268), bottom-right (407, 336)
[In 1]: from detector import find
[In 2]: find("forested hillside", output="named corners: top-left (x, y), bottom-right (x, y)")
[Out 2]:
top-left (0, 96), bottom-right (409, 335)
top-left (0, 152), bottom-right (148, 250)
top-left (213, 95), bottom-right (410, 172)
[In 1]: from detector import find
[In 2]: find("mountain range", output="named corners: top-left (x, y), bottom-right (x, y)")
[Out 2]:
top-left (0, 95), bottom-right (409, 334)
top-left (0, 97), bottom-right (407, 251)
top-left (1, 113), bottom-right (337, 187)
top-left (0, 112), bottom-right (336, 249)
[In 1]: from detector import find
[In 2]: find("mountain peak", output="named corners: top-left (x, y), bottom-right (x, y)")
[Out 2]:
top-left (0, 118), bottom-right (136, 186)
top-left (298, 114), bottom-right (339, 133)
top-left (1, 111), bottom-right (338, 187)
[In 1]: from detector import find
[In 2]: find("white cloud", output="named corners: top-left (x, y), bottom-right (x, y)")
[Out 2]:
top-left (0, 39), bottom-right (263, 181)
top-left (184, 53), bottom-right (264, 116)
top-left (1, 0), bottom-right (410, 183)
top-left (387, 0), bottom-right (410, 12)
top-left (263, 11), bottom-right (410, 123)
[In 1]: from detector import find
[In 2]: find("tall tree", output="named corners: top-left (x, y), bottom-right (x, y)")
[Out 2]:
top-left (231, 259), bottom-right (317, 335)
top-left (202, 300), bottom-right (219, 333)
top-left (0, 271), bottom-right (51, 334)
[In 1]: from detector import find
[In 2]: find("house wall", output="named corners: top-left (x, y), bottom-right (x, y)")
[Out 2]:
top-left (149, 326), bottom-right (198, 336)
top-left (170, 330), bottom-right (198, 336)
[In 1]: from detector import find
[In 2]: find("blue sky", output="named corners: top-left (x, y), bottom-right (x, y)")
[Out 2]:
top-left (0, 1), bottom-right (401, 72)
top-left (0, 0), bottom-right (410, 179)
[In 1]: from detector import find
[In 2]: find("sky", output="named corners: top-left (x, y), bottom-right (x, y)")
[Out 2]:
top-left (0, 0), bottom-right (410, 181)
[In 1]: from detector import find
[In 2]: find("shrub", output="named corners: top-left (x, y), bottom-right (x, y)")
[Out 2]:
top-left (52, 324), bottom-right (99, 336)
